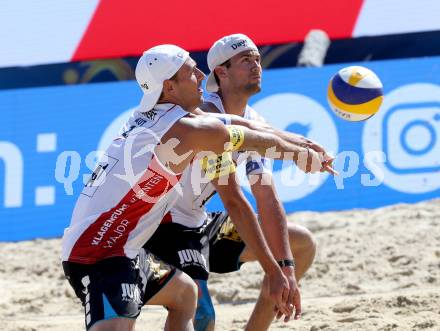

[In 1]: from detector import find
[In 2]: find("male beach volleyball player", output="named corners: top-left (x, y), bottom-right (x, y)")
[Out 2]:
top-left (145, 35), bottom-right (335, 331)
top-left (62, 44), bottom-right (333, 331)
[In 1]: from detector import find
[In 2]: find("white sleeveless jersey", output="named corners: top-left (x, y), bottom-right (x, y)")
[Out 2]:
top-left (62, 104), bottom-right (189, 263)
top-left (166, 92), bottom-right (271, 228)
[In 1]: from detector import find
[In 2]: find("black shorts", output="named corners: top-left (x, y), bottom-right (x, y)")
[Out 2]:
top-left (144, 212), bottom-right (246, 280)
top-left (62, 249), bottom-right (176, 330)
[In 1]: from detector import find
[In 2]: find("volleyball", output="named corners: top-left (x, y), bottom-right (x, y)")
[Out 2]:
top-left (327, 66), bottom-right (384, 121)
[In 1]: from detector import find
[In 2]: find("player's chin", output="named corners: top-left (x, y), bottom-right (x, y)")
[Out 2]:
top-left (194, 95), bottom-right (203, 107)
top-left (246, 83), bottom-right (261, 94)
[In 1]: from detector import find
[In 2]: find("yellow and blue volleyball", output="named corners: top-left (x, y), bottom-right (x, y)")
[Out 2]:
top-left (327, 66), bottom-right (384, 121)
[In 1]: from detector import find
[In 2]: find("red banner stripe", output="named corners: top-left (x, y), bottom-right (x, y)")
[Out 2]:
top-left (72, 0), bottom-right (364, 61)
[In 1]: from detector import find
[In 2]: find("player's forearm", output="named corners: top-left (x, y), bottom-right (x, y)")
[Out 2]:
top-left (239, 126), bottom-right (305, 159)
top-left (252, 181), bottom-right (293, 261)
top-left (191, 119), bottom-right (306, 160)
top-left (228, 117), bottom-right (309, 149)
top-left (224, 198), bottom-right (280, 275)
top-left (250, 121), bottom-right (307, 148)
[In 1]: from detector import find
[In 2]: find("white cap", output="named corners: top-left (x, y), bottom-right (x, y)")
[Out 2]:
top-left (206, 34), bottom-right (258, 92)
top-left (135, 44), bottom-right (189, 110)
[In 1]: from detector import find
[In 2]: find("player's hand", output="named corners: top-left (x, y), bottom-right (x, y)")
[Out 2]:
top-left (294, 137), bottom-right (339, 176)
top-left (294, 147), bottom-right (325, 174)
top-left (303, 139), bottom-right (337, 174)
top-left (264, 268), bottom-right (292, 318)
top-left (274, 266), bottom-right (301, 322)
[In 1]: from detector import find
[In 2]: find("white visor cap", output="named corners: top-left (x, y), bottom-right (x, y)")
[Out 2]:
top-left (206, 34), bottom-right (258, 92)
top-left (135, 44), bottom-right (189, 110)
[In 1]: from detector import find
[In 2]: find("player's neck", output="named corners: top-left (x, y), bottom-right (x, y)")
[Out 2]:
top-left (218, 90), bottom-right (249, 117)
top-left (158, 96), bottom-right (197, 113)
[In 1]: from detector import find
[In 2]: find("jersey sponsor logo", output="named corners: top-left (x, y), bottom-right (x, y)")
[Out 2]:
top-left (90, 172), bottom-right (167, 248)
top-left (177, 249), bottom-right (207, 270)
top-left (121, 283), bottom-right (142, 305)
top-left (141, 110), bottom-right (157, 121)
top-left (68, 155), bottom-right (180, 263)
top-left (134, 118), bottom-right (147, 126)
top-left (120, 112), bottom-right (157, 139)
top-left (102, 219), bottom-right (130, 249)
top-left (91, 204), bottom-right (129, 246)
top-left (130, 173), bottom-right (166, 202)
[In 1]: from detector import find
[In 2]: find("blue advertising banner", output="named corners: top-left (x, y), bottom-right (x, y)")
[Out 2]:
top-left (1, 56), bottom-right (440, 241)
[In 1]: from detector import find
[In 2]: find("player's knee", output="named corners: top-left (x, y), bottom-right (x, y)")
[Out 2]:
top-left (180, 274), bottom-right (198, 307)
top-left (194, 280), bottom-right (215, 331)
top-left (310, 231), bottom-right (317, 254)
top-left (169, 272), bottom-right (198, 310)
top-left (302, 226), bottom-right (317, 256)
top-left (288, 224), bottom-right (317, 255)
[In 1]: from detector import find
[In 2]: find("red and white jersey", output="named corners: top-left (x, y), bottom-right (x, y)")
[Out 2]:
top-left (165, 93), bottom-right (272, 228)
top-left (62, 103), bottom-right (188, 264)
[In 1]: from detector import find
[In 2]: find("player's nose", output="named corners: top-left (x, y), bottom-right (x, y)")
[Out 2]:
top-left (195, 68), bottom-right (206, 81)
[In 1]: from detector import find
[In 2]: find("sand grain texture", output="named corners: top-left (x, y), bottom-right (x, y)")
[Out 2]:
top-left (1, 200), bottom-right (439, 330)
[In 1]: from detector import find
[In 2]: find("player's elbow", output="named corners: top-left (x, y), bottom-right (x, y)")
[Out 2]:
top-left (192, 118), bottom-right (230, 154)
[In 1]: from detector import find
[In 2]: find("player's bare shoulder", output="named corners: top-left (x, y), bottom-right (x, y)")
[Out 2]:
top-left (182, 113), bottom-right (226, 135)
top-left (163, 112), bottom-right (226, 147)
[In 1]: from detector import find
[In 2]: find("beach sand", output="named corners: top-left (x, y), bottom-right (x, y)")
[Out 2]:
top-left (1, 199), bottom-right (439, 330)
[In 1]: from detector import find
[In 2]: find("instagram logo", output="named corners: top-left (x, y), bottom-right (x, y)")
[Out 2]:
top-left (384, 103), bottom-right (440, 173)
top-left (363, 84), bottom-right (440, 193)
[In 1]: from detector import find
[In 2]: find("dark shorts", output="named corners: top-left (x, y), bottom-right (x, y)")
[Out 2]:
top-left (144, 212), bottom-right (246, 280)
top-left (62, 249), bottom-right (176, 330)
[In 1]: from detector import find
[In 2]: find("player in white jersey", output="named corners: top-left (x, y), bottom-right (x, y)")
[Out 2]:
top-left (145, 35), bottom-right (334, 331)
top-left (202, 34), bottom-right (317, 330)
top-left (61, 44), bottom-right (335, 331)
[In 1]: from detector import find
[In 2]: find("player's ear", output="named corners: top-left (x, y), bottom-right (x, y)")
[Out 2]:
top-left (214, 66), bottom-right (227, 80)
top-left (163, 79), bottom-right (175, 93)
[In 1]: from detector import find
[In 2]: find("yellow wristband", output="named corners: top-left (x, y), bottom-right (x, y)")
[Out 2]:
top-left (226, 125), bottom-right (245, 151)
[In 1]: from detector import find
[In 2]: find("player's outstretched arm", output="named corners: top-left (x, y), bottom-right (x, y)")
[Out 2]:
top-left (158, 115), bottom-right (325, 174)
top-left (250, 121), bottom-right (337, 175)
top-left (198, 104), bottom-right (320, 156)
top-left (250, 177), bottom-right (301, 322)
top-left (212, 174), bottom-right (293, 318)
top-left (195, 112), bottom-right (335, 175)
top-left (185, 117), bottom-right (314, 164)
